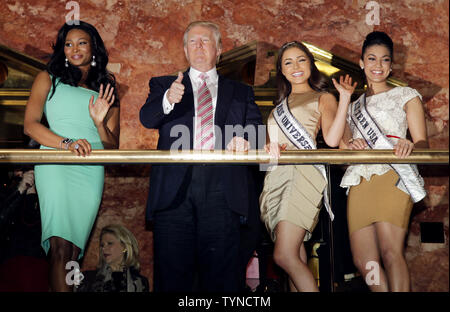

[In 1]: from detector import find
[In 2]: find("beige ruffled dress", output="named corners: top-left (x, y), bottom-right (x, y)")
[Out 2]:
top-left (260, 91), bottom-right (327, 241)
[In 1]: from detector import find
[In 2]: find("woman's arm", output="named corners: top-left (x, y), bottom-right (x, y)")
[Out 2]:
top-left (406, 96), bottom-right (428, 148)
top-left (94, 106), bottom-right (120, 149)
top-left (23, 71), bottom-right (62, 148)
top-left (339, 123), bottom-right (353, 149)
top-left (89, 83), bottom-right (120, 149)
top-left (263, 123), bottom-right (286, 159)
top-left (320, 75), bottom-right (357, 147)
top-left (394, 96), bottom-right (429, 158)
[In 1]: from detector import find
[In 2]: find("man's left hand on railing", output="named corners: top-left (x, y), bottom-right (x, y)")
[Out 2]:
top-left (226, 137), bottom-right (251, 152)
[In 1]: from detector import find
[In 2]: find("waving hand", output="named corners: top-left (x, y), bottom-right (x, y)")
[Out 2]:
top-left (89, 83), bottom-right (116, 127)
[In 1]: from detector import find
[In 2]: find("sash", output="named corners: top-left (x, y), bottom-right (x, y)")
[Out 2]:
top-left (273, 98), bottom-right (334, 220)
top-left (350, 93), bottom-right (426, 203)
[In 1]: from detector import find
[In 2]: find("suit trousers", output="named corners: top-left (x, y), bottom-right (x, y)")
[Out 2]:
top-left (153, 165), bottom-right (241, 292)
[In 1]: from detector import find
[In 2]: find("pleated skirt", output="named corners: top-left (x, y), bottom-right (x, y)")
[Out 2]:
top-left (259, 165), bottom-right (327, 242)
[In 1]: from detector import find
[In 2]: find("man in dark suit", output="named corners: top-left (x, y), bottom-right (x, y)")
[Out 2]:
top-left (140, 21), bottom-right (263, 292)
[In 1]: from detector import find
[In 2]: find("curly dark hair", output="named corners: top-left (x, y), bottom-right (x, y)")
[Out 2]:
top-left (275, 41), bottom-right (327, 105)
top-left (47, 20), bottom-right (119, 105)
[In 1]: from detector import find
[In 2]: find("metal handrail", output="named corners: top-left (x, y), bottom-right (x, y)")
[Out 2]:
top-left (0, 149), bottom-right (448, 164)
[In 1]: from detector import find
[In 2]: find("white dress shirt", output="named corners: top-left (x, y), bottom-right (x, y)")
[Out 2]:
top-left (162, 67), bottom-right (219, 145)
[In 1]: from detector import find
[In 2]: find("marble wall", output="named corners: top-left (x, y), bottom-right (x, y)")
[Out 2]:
top-left (1, 0), bottom-right (448, 291)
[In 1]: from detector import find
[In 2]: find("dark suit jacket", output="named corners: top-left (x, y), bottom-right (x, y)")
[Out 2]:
top-left (140, 69), bottom-right (263, 220)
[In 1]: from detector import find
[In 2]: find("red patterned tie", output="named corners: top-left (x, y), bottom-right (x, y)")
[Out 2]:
top-left (195, 73), bottom-right (214, 150)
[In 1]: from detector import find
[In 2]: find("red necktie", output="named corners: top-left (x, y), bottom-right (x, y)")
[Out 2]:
top-left (194, 73), bottom-right (214, 150)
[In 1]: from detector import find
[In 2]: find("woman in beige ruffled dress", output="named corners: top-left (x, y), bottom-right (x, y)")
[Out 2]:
top-left (260, 41), bottom-right (357, 292)
top-left (339, 31), bottom-right (428, 292)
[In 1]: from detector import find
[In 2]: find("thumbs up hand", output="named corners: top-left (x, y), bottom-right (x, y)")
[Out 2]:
top-left (166, 71), bottom-right (185, 104)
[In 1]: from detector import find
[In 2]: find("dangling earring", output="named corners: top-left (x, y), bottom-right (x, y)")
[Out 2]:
top-left (361, 66), bottom-right (364, 70)
top-left (65, 58), bottom-right (69, 68)
top-left (91, 55), bottom-right (96, 67)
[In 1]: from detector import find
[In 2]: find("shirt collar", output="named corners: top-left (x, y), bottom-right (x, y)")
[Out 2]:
top-left (189, 67), bottom-right (218, 82)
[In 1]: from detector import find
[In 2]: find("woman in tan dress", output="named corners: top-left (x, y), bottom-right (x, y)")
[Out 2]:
top-left (339, 32), bottom-right (428, 292)
top-left (260, 41), bottom-right (357, 292)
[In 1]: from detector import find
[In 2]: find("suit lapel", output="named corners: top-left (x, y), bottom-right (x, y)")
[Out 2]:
top-left (171, 70), bottom-right (195, 148)
top-left (182, 69), bottom-right (194, 111)
top-left (215, 75), bottom-right (233, 129)
top-left (183, 70), bottom-right (195, 148)
top-left (173, 70), bottom-right (193, 118)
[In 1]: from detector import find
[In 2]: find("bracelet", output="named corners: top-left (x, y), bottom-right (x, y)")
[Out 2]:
top-left (348, 138), bottom-right (354, 144)
top-left (60, 138), bottom-right (73, 150)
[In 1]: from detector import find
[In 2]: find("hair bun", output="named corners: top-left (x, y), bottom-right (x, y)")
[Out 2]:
top-left (362, 31), bottom-right (394, 60)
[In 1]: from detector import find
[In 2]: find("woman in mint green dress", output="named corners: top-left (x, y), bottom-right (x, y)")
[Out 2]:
top-left (24, 21), bottom-right (119, 292)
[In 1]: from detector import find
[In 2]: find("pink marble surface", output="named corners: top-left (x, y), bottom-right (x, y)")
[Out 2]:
top-left (1, 0), bottom-right (448, 292)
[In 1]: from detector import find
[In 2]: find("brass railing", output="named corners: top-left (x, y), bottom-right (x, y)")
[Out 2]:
top-left (0, 149), bottom-right (448, 164)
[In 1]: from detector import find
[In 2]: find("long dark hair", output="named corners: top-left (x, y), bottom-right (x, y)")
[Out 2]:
top-left (275, 41), bottom-right (327, 105)
top-left (47, 21), bottom-right (118, 105)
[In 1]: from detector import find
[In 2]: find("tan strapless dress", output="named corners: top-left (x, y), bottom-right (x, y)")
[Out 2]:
top-left (260, 92), bottom-right (327, 241)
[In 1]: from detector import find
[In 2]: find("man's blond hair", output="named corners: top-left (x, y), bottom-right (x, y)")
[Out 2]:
top-left (183, 21), bottom-right (222, 51)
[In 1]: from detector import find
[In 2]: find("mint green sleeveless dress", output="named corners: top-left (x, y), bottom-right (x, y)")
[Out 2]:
top-left (34, 79), bottom-right (104, 258)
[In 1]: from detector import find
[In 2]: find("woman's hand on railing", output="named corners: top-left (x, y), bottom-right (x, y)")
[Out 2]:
top-left (264, 142), bottom-right (287, 159)
top-left (68, 139), bottom-right (92, 157)
top-left (393, 138), bottom-right (415, 158)
top-left (347, 138), bottom-right (368, 150)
